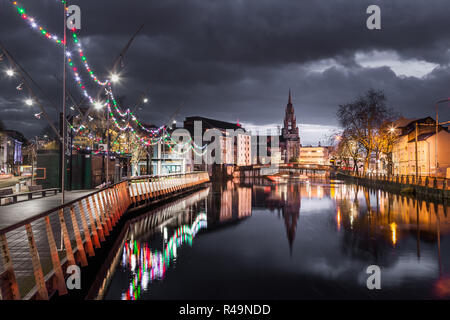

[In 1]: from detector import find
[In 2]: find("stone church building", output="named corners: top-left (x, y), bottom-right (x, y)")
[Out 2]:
top-left (280, 90), bottom-right (301, 162)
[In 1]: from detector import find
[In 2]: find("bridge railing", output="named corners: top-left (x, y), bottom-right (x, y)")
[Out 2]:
top-left (0, 171), bottom-right (209, 300)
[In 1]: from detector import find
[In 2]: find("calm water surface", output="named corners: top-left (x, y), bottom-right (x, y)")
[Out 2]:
top-left (104, 178), bottom-right (450, 300)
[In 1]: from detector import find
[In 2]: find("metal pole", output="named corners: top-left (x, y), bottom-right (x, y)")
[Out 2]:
top-left (31, 136), bottom-right (37, 186)
top-left (415, 122), bottom-right (419, 181)
top-left (106, 109), bottom-right (110, 185)
top-left (146, 146), bottom-right (150, 175)
top-left (434, 102), bottom-right (439, 177)
top-left (61, 3), bottom-right (67, 204)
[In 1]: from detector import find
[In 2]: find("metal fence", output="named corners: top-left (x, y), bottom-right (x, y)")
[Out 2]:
top-left (0, 172), bottom-right (209, 300)
top-left (340, 171), bottom-right (449, 191)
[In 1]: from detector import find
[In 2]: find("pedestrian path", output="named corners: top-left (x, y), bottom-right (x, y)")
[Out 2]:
top-left (0, 190), bottom-right (95, 230)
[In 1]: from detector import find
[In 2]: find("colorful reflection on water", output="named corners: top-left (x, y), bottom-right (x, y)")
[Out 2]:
top-left (121, 214), bottom-right (207, 300)
top-left (104, 178), bottom-right (450, 300)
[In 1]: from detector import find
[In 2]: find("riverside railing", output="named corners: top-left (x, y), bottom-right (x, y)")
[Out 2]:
top-left (0, 171), bottom-right (209, 300)
top-left (338, 171), bottom-right (449, 192)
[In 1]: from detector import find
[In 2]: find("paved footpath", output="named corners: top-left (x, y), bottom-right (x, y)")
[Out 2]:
top-left (0, 190), bottom-right (97, 298)
top-left (0, 190), bottom-right (95, 230)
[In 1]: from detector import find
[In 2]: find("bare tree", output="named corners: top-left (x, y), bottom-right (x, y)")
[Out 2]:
top-left (337, 131), bottom-right (364, 172)
top-left (337, 89), bottom-right (396, 173)
top-left (374, 120), bottom-right (397, 175)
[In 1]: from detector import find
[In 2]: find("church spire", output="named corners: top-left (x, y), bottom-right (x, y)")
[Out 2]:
top-left (288, 89), bottom-right (292, 105)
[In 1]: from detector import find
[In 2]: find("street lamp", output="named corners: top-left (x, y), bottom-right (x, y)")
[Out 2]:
top-left (25, 98), bottom-right (33, 106)
top-left (5, 69), bottom-right (14, 77)
top-left (143, 98), bottom-right (148, 103)
top-left (110, 73), bottom-right (120, 83)
top-left (94, 101), bottom-right (104, 110)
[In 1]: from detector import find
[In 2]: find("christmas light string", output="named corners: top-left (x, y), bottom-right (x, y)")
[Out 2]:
top-left (71, 33), bottom-right (109, 86)
top-left (106, 88), bottom-right (167, 135)
top-left (8, 1), bottom-right (210, 154)
top-left (10, 1), bottom-right (119, 116)
top-left (11, 1), bottom-right (65, 45)
top-left (10, 0), bottom-right (166, 140)
top-left (11, 1), bottom-right (109, 86)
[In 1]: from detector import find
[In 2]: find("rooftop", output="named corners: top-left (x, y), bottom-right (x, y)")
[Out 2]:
top-left (184, 116), bottom-right (244, 131)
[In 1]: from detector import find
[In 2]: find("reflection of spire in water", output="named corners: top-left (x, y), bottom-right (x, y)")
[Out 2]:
top-left (263, 183), bottom-right (301, 254)
top-left (282, 184), bottom-right (301, 255)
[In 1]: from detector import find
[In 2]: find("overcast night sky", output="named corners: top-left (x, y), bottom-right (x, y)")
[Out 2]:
top-left (1, 0), bottom-right (450, 145)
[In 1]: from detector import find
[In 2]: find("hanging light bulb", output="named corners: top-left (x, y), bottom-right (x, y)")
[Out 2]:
top-left (143, 98), bottom-right (148, 103)
top-left (6, 69), bottom-right (14, 77)
top-left (25, 98), bottom-right (33, 106)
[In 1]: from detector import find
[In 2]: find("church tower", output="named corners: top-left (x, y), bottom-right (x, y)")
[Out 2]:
top-left (280, 90), bottom-right (300, 162)
top-left (282, 90), bottom-right (300, 140)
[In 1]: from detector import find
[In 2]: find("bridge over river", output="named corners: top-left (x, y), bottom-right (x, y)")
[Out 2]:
top-left (239, 164), bottom-right (334, 177)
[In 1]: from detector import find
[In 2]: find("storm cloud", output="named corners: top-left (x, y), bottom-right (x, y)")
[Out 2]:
top-left (1, 0), bottom-right (450, 144)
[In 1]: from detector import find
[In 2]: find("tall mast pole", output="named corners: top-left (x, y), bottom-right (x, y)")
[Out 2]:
top-left (435, 103), bottom-right (438, 177)
top-left (106, 106), bottom-right (110, 185)
top-left (61, 3), bottom-right (67, 203)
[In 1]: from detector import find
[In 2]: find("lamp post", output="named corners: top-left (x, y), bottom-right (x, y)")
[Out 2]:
top-left (61, 2), bottom-right (67, 204)
top-left (434, 99), bottom-right (450, 177)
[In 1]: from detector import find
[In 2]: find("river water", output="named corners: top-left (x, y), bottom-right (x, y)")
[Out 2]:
top-left (104, 177), bottom-right (450, 300)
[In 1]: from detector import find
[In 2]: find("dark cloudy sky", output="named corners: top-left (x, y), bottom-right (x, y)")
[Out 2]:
top-left (1, 0), bottom-right (450, 144)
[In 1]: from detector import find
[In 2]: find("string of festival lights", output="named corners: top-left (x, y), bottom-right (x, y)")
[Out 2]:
top-left (6, 0), bottom-right (212, 154)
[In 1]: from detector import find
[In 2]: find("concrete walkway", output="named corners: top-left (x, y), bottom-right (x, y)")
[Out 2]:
top-left (0, 190), bottom-right (95, 230)
top-left (0, 176), bottom-right (23, 189)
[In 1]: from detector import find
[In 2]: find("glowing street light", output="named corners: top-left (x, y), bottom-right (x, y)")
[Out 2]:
top-left (25, 98), bottom-right (33, 106)
top-left (6, 69), bottom-right (14, 77)
top-left (110, 73), bottom-right (120, 83)
top-left (94, 101), bottom-right (104, 110)
top-left (143, 98), bottom-right (148, 103)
